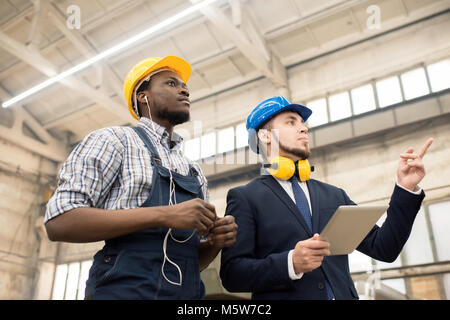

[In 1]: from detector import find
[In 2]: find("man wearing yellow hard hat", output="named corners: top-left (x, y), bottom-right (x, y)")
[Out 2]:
top-left (44, 56), bottom-right (237, 299)
top-left (220, 96), bottom-right (434, 299)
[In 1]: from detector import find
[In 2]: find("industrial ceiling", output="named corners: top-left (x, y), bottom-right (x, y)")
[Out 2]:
top-left (0, 0), bottom-right (448, 162)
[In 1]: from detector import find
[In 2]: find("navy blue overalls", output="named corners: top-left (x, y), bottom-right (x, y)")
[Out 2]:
top-left (85, 126), bottom-right (205, 299)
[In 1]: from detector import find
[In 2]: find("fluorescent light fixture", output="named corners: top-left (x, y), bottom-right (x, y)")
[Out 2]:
top-left (2, 0), bottom-right (220, 108)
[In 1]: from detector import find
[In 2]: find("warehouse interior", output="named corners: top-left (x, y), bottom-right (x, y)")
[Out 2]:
top-left (0, 0), bottom-right (449, 300)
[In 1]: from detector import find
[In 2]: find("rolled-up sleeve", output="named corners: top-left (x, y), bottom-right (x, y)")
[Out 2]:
top-left (45, 129), bottom-right (123, 223)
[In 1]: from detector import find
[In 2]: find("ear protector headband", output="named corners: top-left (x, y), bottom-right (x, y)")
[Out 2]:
top-left (263, 156), bottom-right (314, 182)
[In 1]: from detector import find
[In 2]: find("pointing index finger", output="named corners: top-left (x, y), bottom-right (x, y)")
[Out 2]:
top-left (418, 138), bottom-right (434, 159)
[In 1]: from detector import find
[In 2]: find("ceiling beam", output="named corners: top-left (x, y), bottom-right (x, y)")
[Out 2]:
top-left (230, 0), bottom-right (242, 26)
top-left (26, 0), bottom-right (44, 48)
top-left (399, 0), bottom-right (410, 17)
top-left (191, 0), bottom-right (289, 95)
top-left (264, 0), bottom-right (369, 40)
top-left (0, 32), bottom-right (57, 76)
top-left (0, 120), bottom-right (66, 162)
top-left (0, 30), bottom-right (131, 121)
top-left (41, 46), bottom-right (241, 129)
top-left (0, 86), bottom-right (67, 162)
top-left (45, 0), bottom-right (124, 99)
top-left (42, 102), bottom-right (99, 130)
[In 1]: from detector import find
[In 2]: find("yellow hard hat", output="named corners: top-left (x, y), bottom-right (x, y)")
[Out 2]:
top-left (123, 55), bottom-right (192, 120)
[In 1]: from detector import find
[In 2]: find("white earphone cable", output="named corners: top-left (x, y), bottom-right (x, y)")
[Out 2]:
top-left (144, 96), bottom-right (196, 286)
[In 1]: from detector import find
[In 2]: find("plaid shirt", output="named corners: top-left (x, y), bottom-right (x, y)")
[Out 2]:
top-left (45, 117), bottom-right (209, 223)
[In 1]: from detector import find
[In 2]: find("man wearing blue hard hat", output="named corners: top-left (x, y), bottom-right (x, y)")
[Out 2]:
top-left (220, 95), bottom-right (434, 300)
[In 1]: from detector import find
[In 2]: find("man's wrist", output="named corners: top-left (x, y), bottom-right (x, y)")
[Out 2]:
top-left (288, 250), bottom-right (303, 280)
top-left (396, 182), bottom-right (422, 195)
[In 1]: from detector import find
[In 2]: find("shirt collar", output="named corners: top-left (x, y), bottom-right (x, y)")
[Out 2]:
top-left (138, 117), bottom-right (184, 149)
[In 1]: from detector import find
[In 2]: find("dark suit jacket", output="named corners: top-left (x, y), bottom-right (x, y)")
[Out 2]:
top-left (220, 175), bottom-right (424, 300)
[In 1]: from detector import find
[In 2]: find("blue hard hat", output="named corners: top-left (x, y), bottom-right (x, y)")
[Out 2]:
top-left (246, 96), bottom-right (312, 154)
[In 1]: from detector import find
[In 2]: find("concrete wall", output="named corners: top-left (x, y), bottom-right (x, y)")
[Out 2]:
top-left (0, 136), bottom-right (58, 299)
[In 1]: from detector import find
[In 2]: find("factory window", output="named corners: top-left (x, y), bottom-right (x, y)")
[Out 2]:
top-left (235, 122), bottom-right (248, 149)
top-left (52, 260), bottom-right (92, 300)
top-left (428, 200), bottom-right (450, 261)
top-left (402, 208), bottom-right (434, 265)
top-left (328, 91), bottom-right (352, 121)
top-left (349, 250), bottom-right (373, 273)
top-left (373, 213), bottom-right (403, 270)
top-left (201, 132), bottom-right (216, 158)
top-left (376, 255), bottom-right (402, 270)
top-left (350, 84), bottom-right (377, 115)
top-left (382, 279), bottom-right (406, 295)
top-left (444, 274), bottom-right (450, 299)
top-left (217, 126), bottom-right (235, 153)
top-left (184, 57), bottom-right (450, 161)
top-left (306, 98), bottom-right (328, 127)
top-left (427, 59), bottom-right (450, 92)
top-left (376, 76), bottom-right (403, 108)
top-left (184, 137), bottom-right (201, 161)
top-left (400, 67), bottom-right (430, 100)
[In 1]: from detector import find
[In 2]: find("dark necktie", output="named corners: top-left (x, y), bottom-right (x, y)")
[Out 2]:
top-left (290, 175), bottom-right (312, 232)
top-left (290, 175), bottom-right (334, 300)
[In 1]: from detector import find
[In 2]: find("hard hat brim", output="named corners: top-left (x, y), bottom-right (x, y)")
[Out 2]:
top-left (275, 104), bottom-right (312, 124)
top-left (248, 103), bottom-right (312, 154)
top-left (150, 55), bottom-right (192, 84)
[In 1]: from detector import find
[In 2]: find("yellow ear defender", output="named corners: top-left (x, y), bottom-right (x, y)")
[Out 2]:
top-left (264, 156), bottom-right (314, 182)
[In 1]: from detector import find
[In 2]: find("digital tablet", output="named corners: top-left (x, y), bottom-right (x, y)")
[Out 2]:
top-left (319, 205), bottom-right (388, 255)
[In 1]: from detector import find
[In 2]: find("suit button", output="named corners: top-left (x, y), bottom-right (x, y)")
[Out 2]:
top-left (318, 282), bottom-right (325, 290)
top-left (104, 256), bottom-right (111, 263)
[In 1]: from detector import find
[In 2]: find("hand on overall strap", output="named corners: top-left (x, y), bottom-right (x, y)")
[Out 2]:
top-left (397, 138), bottom-right (433, 192)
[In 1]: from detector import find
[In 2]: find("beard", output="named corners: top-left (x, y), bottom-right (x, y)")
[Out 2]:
top-left (278, 140), bottom-right (310, 160)
top-left (157, 108), bottom-right (190, 126)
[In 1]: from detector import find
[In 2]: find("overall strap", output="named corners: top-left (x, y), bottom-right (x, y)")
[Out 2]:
top-left (132, 126), bottom-right (161, 162)
top-left (133, 126), bottom-right (199, 179)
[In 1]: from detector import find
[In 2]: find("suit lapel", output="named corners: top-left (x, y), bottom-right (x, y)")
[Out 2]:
top-left (261, 176), bottom-right (313, 236)
top-left (306, 179), bottom-right (321, 234)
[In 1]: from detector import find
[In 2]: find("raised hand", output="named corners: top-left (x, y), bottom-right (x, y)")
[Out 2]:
top-left (397, 138), bottom-right (434, 192)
